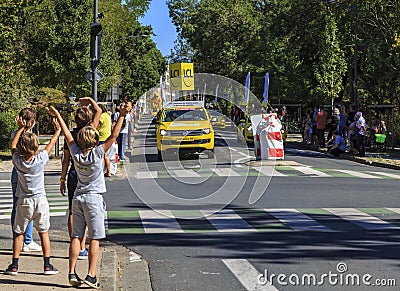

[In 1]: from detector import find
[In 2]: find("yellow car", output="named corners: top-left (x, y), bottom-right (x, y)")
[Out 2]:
top-left (237, 116), bottom-right (254, 144)
top-left (156, 101), bottom-right (215, 160)
top-left (208, 110), bottom-right (226, 129)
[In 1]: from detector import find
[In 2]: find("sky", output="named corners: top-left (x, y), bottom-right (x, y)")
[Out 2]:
top-left (139, 1), bottom-right (177, 57)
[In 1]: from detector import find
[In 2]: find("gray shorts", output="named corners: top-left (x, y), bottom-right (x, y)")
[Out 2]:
top-left (14, 196), bottom-right (50, 234)
top-left (72, 194), bottom-right (106, 240)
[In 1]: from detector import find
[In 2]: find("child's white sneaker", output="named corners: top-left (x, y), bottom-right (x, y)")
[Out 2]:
top-left (22, 241), bottom-right (42, 252)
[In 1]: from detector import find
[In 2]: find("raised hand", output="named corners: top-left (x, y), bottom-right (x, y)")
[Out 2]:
top-left (51, 118), bottom-right (61, 132)
top-left (120, 102), bottom-right (132, 116)
top-left (14, 116), bottom-right (27, 129)
top-left (78, 97), bottom-right (93, 107)
top-left (46, 106), bottom-right (59, 117)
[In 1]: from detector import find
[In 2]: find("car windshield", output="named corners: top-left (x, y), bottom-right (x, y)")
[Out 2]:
top-left (163, 109), bottom-right (207, 122)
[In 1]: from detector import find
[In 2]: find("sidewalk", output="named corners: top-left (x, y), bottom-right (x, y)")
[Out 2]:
top-left (285, 133), bottom-right (400, 170)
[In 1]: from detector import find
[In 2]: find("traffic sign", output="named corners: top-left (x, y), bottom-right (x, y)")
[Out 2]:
top-left (84, 70), bottom-right (104, 82)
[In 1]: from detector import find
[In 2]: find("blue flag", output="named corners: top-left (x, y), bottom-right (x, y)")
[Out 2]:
top-left (214, 84), bottom-right (219, 103)
top-left (262, 72), bottom-right (269, 103)
top-left (244, 72), bottom-right (250, 104)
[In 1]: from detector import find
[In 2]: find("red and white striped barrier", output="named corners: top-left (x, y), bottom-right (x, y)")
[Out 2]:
top-left (256, 113), bottom-right (284, 160)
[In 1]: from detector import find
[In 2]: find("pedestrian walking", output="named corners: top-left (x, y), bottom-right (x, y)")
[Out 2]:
top-left (60, 97), bottom-right (102, 260)
top-left (5, 114), bottom-right (61, 276)
top-left (10, 108), bottom-right (42, 253)
top-left (48, 102), bottom-right (132, 289)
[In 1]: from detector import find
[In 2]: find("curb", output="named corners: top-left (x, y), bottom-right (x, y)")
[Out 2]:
top-left (285, 140), bottom-right (400, 170)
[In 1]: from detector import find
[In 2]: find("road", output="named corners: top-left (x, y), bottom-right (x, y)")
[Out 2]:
top-left (104, 116), bottom-right (400, 291)
top-left (0, 116), bottom-right (398, 290)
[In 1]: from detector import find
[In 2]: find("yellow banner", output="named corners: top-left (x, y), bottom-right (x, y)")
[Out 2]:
top-left (169, 63), bottom-right (194, 91)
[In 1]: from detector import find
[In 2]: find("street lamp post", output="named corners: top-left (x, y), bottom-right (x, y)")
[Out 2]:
top-left (90, 0), bottom-right (102, 101)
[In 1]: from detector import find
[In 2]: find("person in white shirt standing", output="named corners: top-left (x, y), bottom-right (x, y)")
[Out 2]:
top-left (355, 111), bottom-right (367, 157)
top-left (112, 101), bottom-right (132, 162)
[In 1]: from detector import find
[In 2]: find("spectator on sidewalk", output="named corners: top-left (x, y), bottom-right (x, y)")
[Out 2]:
top-left (5, 114), bottom-right (61, 276)
top-left (327, 107), bottom-right (340, 142)
top-left (356, 111), bottom-right (367, 157)
top-left (338, 105), bottom-right (348, 140)
top-left (10, 108), bottom-right (42, 253)
top-left (98, 104), bottom-right (112, 177)
top-left (112, 101), bottom-right (132, 162)
top-left (327, 130), bottom-right (346, 157)
top-left (315, 105), bottom-right (327, 148)
top-left (60, 98), bottom-right (102, 261)
top-left (48, 102), bottom-right (132, 289)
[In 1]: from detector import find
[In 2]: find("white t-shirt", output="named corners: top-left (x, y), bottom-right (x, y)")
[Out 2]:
top-left (356, 116), bottom-right (367, 136)
top-left (113, 112), bottom-right (131, 134)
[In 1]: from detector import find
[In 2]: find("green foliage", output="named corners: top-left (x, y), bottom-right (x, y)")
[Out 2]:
top-left (168, 0), bottom-right (400, 109)
top-left (0, 110), bottom-right (17, 150)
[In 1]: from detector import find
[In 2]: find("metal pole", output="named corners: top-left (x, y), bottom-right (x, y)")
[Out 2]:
top-left (353, 0), bottom-right (358, 110)
top-left (91, 0), bottom-right (99, 101)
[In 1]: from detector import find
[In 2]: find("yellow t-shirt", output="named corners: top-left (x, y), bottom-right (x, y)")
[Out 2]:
top-left (99, 112), bottom-right (112, 142)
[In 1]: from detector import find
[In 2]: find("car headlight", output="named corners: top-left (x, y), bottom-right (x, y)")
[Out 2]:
top-left (202, 128), bottom-right (211, 134)
top-left (211, 117), bottom-right (217, 122)
top-left (160, 129), bottom-right (167, 136)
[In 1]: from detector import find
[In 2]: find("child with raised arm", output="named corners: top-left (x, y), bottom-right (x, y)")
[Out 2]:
top-left (11, 108), bottom-right (42, 252)
top-left (5, 115), bottom-right (61, 276)
top-left (48, 102), bottom-right (132, 289)
top-left (60, 97), bottom-right (101, 260)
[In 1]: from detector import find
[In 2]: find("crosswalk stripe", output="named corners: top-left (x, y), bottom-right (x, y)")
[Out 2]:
top-left (117, 167), bottom-right (397, 180)
top-left (136, 171), bottom-right (158, 179)
top-left (172, 169), bottom-right (202, 178)
top-left (333, 170), bottom-right (379, 179)
top-left (223, 259), bottom-right (277, 291)
top-left (138, 210), bottom-right (184, 233)
top-left (294, 166), bottom-right (330, 177)
top-left (253, 166), bottom-right (286, 177)
top-left (324, 208), bottom-right (400, 230)
top-left (213, 168), bottom-right (240, 177)
top-left (370, 172), bottom-right (400, 179)
top-left (385, 208), bottom-right (400, 215)
top-left (265, 209), bottom-right (332, 232)
top-left (201, 209), bottom-right (257, 232)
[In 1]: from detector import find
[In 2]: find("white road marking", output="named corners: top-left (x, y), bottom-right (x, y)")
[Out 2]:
top-left (172, 169), bottom-right (202, 178)
top-left (294, 166), bottom-right (330, 177)
top-left (370, 171), bottom-right (400, 179)
top-left (136, 171), bottom-right (158, 179)
top-left (333, 170), bottom-right (379, 179)
top-left (324, 208), bottom-right (400, 230)
top-left (201, 209), bottom-right (257, 232)
top-left (213, 168), bottom-right (240, 177)
top-left (385, 208), bottom-right (400, 214)
top-left (265, 209), bottom-right (332, 232)
top-left (253, 166), bottom-right (286, 177)
top-left (222, 259), bottom-right (278, 291)
top-left (139, 210), bottom-right (184, 233)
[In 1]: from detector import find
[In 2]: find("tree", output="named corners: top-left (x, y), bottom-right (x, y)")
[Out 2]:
top-left (314, 11), bottom-right (347, 106)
